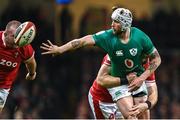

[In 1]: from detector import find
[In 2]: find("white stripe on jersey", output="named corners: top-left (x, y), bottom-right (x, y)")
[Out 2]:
top-left (145, 80), bottom-right (156, 87)
top-left (104, 54), bottom-right (111, 66)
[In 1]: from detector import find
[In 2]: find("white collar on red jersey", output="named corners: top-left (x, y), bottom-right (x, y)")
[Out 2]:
top-left (2, 32), bottom-right (6, 47)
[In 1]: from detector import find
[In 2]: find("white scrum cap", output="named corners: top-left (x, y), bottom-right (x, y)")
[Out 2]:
top-left (111, 8), bottom-right (133, 31)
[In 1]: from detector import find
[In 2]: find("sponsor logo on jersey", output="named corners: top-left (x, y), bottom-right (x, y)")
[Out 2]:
top-left (124, 59), bottom-right (134, 68)
top-left (116, 50), bottom-right (123, 56)
top-left (0, 59), bottom-right (17, 68)
top-left (129, 48), bottom-right (137, 56)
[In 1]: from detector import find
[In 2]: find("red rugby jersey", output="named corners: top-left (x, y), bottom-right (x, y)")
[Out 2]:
top-left (0, 31), bottom-right (34, 89)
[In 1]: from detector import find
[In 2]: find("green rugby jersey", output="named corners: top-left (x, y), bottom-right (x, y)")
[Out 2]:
top-left (93, 27), bottom-right (155, 79)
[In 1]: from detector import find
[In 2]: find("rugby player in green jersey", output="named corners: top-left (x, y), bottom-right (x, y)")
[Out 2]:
top-left (96, 54), bottom-right (158, 119)
top-left (40, 6), bottom-right (161, 119)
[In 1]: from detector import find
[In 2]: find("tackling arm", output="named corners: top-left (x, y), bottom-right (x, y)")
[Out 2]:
top-left (96, 64), bottom-right (121, 88)
top-left (96, 64), bottom-right (136, 88)
top-left (40, 35), bottom-right (95, 55)
top-left (147, 83), bottom-right (158, 109)
top-left (129, 83), bottom-right (158, 116)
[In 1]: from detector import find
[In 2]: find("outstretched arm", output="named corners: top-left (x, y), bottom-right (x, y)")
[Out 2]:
top-left (40, 35), bottom-right (95, 55)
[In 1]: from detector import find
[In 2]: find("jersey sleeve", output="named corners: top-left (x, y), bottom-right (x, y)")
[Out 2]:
top-left (142, 32), bottom-right (155, 55)
top-left (92, 30), bottom-right (110, 53)
top-left (101, 54), bottom-right (111, 66)
top-left (20, 44), bottom-right (34, 62)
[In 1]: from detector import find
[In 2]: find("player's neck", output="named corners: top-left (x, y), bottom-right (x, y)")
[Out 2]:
top-left (119, 28), bottom-right (130, 44)
top-left (5, 43), bottom-right (16, 48)
top-left (4, 41), bottom-right (17, 49)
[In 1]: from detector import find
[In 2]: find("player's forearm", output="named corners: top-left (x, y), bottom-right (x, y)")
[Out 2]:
top-left (147, 84), bottom-right (158, 109)
top-left (57, 35), bottom-right (94, 54)
top-left (96, 64), bottom-right (121, 88)
top-left (139, 50), bottom-right (161, 81)
top-left (25, 57), bottom-right (37, 75)
top-left (56, 40), bottom-right (78, 54)
top-left (97, 75), bottom-right (120, 88)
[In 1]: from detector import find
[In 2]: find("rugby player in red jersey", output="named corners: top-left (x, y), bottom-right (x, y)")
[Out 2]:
top-left (0, 20), bottom-right (37, 111)
top-left (88, 54), bottom-right (157, 119)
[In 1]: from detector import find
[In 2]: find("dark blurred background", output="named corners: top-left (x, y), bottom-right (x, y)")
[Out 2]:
top-left (0, 0), bottom-right (180, 119)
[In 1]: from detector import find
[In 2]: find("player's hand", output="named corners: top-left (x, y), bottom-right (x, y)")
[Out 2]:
top-left (26, 72), bottom-right (36, 80)
top-left (127, 115), bottom-right (138, 120)
top-left (40, 40), bottom-right (59, 56)
top-left (126, 72), bottom-right (137, 84)
top-left (128, 77), bottom-right (144, 92)
top-left (129, 103), bottom-right (148, 117)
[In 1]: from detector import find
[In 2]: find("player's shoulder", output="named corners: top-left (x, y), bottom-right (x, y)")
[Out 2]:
top-left (18, 44), bottom-right (34, 58)
top-left (95, 29), bottom-right (113, 36)
top-left (131, 27), bottom-right (145, 34)
top-left (105, 29), bottom-right (113, 33)
top-left (105, 29), bottom-right (114, 36)
top-left (19, 44), bottom-right (33, 52)
top-left (131, 27), bottom-right (149, 40)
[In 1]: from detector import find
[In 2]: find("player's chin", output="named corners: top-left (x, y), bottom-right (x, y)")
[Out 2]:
top-left (112, 29), bottom-right (120, 35)
top-left (111, 28), bottom-right (116, 32)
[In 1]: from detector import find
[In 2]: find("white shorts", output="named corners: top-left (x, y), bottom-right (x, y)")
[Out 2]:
top-left (0, 89), bottom-right (9, 108)
top-left (88, 92), bottom-right (123, 119)
top-left (108, 82), bottom-right (147, 101)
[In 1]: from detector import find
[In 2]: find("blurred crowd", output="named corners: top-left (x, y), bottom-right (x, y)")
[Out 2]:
top-left (0, 1), bottom-right (180, 119)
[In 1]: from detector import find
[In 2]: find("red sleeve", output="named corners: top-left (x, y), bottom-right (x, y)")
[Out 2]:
top-left (143, 58), bottom-right (156, 81)
top-left (19, 44), bottom-right (34, 61)
top-left (147, 73), bottom-right (155, 81)
top-left (101, 54), bottom-right (111, 66)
